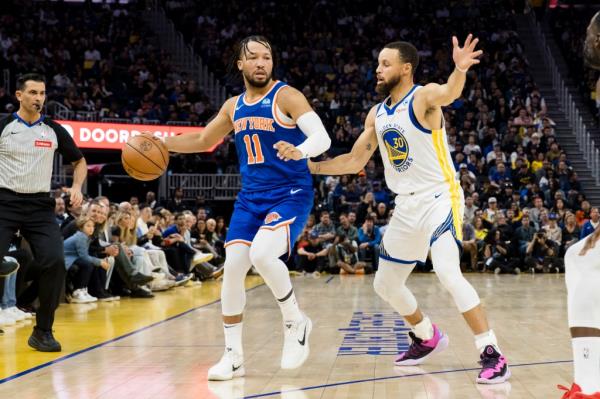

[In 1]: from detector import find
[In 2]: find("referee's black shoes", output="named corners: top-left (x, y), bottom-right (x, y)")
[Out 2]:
top-left (28, 327), bottom-right (62, 352)
top-left (0, 256), bottom-right (19, 277)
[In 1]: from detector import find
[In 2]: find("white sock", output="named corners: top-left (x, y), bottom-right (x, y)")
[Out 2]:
top-left (224, 322), bottom-right (243, 356)
top-left (573, 337), bottom-right (600, 394)
top-left (277, 289), bottom-right (303, 322)
top-left (412, 316), bottom-right (434, 341)
top-left (475, 329), bottom-right (500, 354)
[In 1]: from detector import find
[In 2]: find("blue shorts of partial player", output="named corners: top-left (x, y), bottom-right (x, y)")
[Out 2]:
top-left (224, 185), bottom-right (313, 257)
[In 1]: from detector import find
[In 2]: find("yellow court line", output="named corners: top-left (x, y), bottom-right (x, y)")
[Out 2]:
top-left (0, 276), bottom-right (264, 382)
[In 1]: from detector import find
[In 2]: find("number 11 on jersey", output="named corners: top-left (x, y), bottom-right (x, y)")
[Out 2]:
top-left (243, 134), bottom-right (264, 165)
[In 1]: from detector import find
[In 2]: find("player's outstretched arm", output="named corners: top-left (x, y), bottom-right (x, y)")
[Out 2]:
top-left (309, 107), bottom-right (377, 175)
top-left (416, 34), bottom-right (483, 109)
top-left (162, 97), bottom-right (236, 153)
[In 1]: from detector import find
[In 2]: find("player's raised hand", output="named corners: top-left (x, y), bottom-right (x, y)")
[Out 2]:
top-left (452, 34), bottom-right (483, 72)
top-left (274, 141), bottom-right (303, 161)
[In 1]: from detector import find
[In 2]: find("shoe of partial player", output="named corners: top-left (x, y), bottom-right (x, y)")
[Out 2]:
top-left (476, 345), bottom-right (511, 384)
top-left (395, 324), bottom-right (449, 366)
top-left (208, 349), bottom-right (245, 381)
top-left (281, 314), bottom-right (312, 369)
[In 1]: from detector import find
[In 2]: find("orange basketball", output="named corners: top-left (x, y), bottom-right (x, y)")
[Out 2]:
top-left (121, 134), bottom-right (169, 181)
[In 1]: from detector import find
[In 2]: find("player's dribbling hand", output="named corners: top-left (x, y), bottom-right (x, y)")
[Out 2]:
top-left (452, 33), bottom-right (483, 72)
top-left (274, 141), bottom-right (303, 161)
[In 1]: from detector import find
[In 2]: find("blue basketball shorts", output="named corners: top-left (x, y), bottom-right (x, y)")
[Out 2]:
top-left (225, 185), bottom-right (313, 257)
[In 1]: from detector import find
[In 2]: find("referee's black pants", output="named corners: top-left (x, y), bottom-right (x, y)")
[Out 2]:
top-left (0, 190), bottom-right (65, 332)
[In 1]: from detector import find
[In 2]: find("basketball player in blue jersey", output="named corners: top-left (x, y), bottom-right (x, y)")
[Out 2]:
top-left (310, 35), bottom-right (510, 384)
top-left (157, 36), bottom-right (331, 380)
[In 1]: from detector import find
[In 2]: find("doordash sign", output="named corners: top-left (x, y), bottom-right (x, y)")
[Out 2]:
top-left (56, 120), bottom-right (220, 151)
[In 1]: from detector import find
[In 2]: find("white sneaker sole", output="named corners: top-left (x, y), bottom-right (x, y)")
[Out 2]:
top-left (394, 333), bottom-right (450, 366)
top-left (281, 316), bottom-right (313, 370)
top-left (476, 367), bottom-right (511, 384)
top-left (207, 366), bottom-right (245, 381)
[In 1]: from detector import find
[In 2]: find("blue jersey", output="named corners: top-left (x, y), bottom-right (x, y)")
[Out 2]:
top-left (232, 80), bottom-right (312, 192)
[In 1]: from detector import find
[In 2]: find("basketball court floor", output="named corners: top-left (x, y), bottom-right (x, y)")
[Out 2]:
top-left (0, 273), bottom-right (573, 398)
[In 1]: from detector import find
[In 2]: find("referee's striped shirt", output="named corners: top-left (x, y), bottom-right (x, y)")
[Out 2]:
top-left (0, 113), bottom-right (83, 193)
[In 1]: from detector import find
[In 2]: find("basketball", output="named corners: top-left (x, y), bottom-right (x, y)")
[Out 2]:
top-left (121, 134), bottom-right (169, 181)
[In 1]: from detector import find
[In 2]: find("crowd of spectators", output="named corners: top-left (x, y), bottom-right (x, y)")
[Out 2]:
top-left (0, 0), bottom-right (215, 125)
top-left (2, 1), bottom-right (600, 327)
top-left (0, 188), bottom-right (228, 326)
top-left (549, 6), bottom-right (600, 124)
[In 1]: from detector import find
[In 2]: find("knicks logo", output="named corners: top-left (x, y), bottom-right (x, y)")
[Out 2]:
top-left (382, 129), bottom-right (413, 172)
top-left (264, 212), bottom-right (282, 224)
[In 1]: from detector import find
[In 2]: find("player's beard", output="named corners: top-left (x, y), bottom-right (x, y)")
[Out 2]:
top-left (375, 75), bottom-right (401, 96)
top-left (244, 70), bottom-right (272, 88)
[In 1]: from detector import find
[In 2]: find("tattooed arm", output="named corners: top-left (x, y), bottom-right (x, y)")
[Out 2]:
top-left (308, 106), bottom-right (378, 175)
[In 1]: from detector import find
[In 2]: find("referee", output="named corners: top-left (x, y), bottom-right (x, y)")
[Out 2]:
top-left (0, 73), bottom-right (86, 352)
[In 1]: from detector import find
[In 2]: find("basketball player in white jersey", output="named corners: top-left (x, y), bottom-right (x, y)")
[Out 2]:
top-left (558, 13), bottom-right (600, 398)
top-left (308, 35), bottom-right (510, 384)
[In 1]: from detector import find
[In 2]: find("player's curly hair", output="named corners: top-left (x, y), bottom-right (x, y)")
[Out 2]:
top-left (226, 35), bottom-right (276, 88)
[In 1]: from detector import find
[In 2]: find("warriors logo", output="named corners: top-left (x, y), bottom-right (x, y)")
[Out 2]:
top-left (382, 128), bottom-right (412, 172)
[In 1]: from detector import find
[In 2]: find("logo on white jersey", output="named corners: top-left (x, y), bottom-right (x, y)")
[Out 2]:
top-left (382, 128), bottom-right (413, 172)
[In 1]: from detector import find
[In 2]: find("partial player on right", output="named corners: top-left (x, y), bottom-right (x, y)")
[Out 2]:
top-left (558, 11), bottom-right (600, 399)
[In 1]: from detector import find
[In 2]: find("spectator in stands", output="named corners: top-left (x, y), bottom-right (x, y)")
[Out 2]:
top-left (371, 181), bottom-right (390, 205)
top-left (0, 241), bottom-right (35, 326)
top-left (483, 197), bottom-right (499, 226)
top-left (525, 230), bottom-right (563, 273)
top-left (60, 195), bottom-right (82, 230)
top-left (313, 211), bottom-right (336, 248)
top-left (63, 216), bottom-right (111, 303)
top-left (356, 192), bottom-right (377, 226)
top-left (330, 232), bottom-right (366, 275)
top-left (373, 203), bottom-right (389, 227)
top-left (215, 216), bottom-right (228, 241)
top-left (516, 214), bottom-right (536, 257)
top-left (576, 200), bottom-right (592, 226)
top-left (580, 207), bottom-right (599, 239)
top-left (543, 213), bottom-right (562, 248)
top-left (483, 229), bottom-right (520, 275)
top-left (146, 191), bottom-right (158, 209)
top-left (336, 213), bottom-right (358, 243)
top-left (357, 216), bottom-right (381, 270)
top-left (167, 188), bottom-right (187, 212)
top-left (561, 212), bottom-right (580, 256)
top-left (297, 231), bottom-right (328, 277)
top-left (462, 222), bottom-right (478, 272)
top-left (529, 196), bottom-right (548, 227)
top-left (54, 196), bottom-right (67, 225)
top-left (464, 195), bottom-right (479, 225)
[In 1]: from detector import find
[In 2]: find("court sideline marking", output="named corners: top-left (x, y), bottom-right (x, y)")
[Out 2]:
top-left (0, 283), bottom-right (265, 385)
top-left (243, 359), bottom-right (572, 398)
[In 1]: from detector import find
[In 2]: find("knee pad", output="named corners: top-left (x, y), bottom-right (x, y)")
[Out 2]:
top-left (431, 232), bottom-right (481, 313)
top-left (373, 269), bottom-right (389, 301)
top-left (221, 244), bottom-right (252, 316)
top-left (374, 259), bottom-right (418, 316)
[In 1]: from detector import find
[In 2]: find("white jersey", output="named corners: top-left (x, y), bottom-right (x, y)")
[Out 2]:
top-left (374, 85), bottom-right (461, 200)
